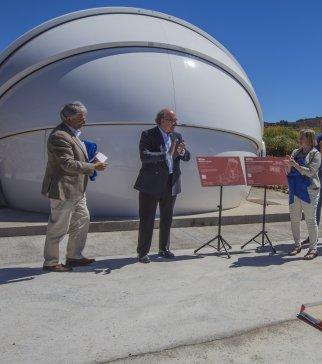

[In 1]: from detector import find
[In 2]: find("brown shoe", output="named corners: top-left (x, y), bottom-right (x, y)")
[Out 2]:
top-left (66, 257), bottom-right (96, 267)
top-left (43, 264), bottom-right (72, 272)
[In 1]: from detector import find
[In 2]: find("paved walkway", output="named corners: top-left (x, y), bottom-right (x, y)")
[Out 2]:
top-left (0, 188), bottom-right (289, 236)
top-left (1, 221), bottom-right (322, 363)
top-left (0, 221), bottom-right (308, 266)
top-left (112, 320), bottom-right (322, 363)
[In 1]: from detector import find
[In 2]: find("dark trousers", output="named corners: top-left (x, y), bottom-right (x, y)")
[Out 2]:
top-left (137, 176), bottom-right (177, 258)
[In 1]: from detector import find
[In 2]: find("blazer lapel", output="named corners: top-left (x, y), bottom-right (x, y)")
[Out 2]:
top-left (60, 123), bottom-right (89, 161)
top-left (155, 126), bottom-right (165, 151)
top-left (74, 136), bottom-right (89, 161)
top-left (170, 133), bottom-right (179, 146)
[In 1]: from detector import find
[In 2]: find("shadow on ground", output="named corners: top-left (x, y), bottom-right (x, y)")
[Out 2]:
top-left (230, 243), bottom-right (322, 268)
top-left (3, 242), bottom-right (320, 284)
top-left (0, 254), bottom-right (203, 285)
top-left (0, 267), bottom-right (46, 285)
top-left (73, 254), bottom-right (203, 273)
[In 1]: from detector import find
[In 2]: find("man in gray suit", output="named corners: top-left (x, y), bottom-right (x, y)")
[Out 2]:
top-left (134, 108), bottom-right (191, 263)
top-left (42, 102), bottom-right (107, 272)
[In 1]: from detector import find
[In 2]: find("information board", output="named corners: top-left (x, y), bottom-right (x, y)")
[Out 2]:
top-left (244, 156), bottom-right (287, 187)
top-left (196, 156), bottom-right (246, 187)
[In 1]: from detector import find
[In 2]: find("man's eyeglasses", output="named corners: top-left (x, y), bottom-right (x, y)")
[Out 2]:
top-left (163, 118), bottom-right (177, 123)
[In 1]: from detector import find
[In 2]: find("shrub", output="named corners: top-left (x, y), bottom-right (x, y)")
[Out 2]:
top-left (263, 126), bottom-right (299, 156)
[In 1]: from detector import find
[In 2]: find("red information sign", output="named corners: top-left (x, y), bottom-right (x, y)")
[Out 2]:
top-left (196, 156), bottom-right (245, 187)
top-left (244, 157), bottom-right (287, 187)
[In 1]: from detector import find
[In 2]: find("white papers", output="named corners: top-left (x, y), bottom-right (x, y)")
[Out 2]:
top-left (95, 152), bottom-right (108, 163)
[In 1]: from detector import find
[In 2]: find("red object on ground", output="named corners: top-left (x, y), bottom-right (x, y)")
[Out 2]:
top-left (244, 156), bottom-right (288, 187)
top-left (196, 156), bottom-right (245, 187)
top-left (298, 302), bottom-right (322, 330)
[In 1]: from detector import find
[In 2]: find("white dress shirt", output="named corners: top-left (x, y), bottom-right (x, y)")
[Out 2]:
top-left (65, 123), bottom-right (81, 138)
top-left (158, 127), bottom-right (173, 174)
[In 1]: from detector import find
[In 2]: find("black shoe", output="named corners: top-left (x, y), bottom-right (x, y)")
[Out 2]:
top-left (138, 255), bottom-right (150, 264)
top-left (66, 257), bottom-right (96, 267)
top-left (158, 250), bottom-right (175, 259)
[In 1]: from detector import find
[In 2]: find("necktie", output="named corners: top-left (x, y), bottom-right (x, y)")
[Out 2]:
top-left (165, 134), bottom-right (173, 174)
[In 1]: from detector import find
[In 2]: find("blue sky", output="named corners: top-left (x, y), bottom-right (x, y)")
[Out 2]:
top-left (1, 0), bottom-right (321, 122)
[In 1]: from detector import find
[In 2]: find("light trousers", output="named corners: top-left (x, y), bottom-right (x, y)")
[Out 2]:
top-left (44, 196), bottom-right (90, 266)
top-left (316, 170), bottom-right (322, 226)
top-left (289, 189), bottom-right (319, 251)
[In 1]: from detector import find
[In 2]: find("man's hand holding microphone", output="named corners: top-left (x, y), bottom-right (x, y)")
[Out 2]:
top-left (170, 139), bottom-right (187, 157)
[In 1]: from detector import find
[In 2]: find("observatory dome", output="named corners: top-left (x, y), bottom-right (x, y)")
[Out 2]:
top-left (0, 7), bottom-right (263, 216)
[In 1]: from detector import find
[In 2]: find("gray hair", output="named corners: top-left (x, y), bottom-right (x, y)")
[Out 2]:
top-left (60, 101), bottom-right (87, 122)
top-left (155, 109), bottom-right (168, 125)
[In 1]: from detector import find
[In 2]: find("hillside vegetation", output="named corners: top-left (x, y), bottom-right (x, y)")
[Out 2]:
top-left (264, 126), bottom-right (298, 156)
top-left (264, 116), bottom-right (322, 156)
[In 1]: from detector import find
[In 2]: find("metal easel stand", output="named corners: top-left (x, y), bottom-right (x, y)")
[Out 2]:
top-left (194, 185), bottom-right (232, 259)
top-left (241, 185), bottom-right (276, 253)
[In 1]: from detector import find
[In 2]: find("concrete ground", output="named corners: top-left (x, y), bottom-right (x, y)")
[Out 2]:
top-left (0, 187), bottom-right (289, 236)
top-left (1, 221), bottom-right (322, 363)
top-left (113, 320), bottom-right (322, 364)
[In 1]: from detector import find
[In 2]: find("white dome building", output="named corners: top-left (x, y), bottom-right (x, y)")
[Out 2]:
top-left (0, 7), bottom-right (263, 216)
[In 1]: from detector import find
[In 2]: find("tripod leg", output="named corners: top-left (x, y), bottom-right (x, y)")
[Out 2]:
top-left (261, 229), bottom-right (265, 248)
top-left (217, 236), bottom-right (230, 251)
top-left (241, 231), bottom-right (262, 249)
top-left (221, 236), bottom-right (232, 249)
top-left (264, 232), bottom-right (276, 254)
top-left (194, 236), bottom-right (219, 253)
top-left (218, 236), bottom-right (231, 258)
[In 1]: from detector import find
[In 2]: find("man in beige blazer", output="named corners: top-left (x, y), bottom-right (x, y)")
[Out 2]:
top-left (42, 101), bottom-right (107, 272)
